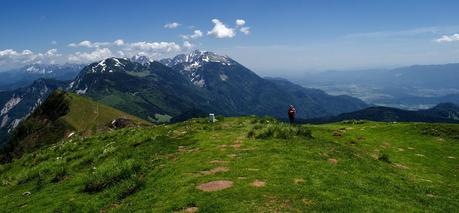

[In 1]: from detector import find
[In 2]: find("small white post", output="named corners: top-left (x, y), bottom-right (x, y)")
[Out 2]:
top-left (209, 113), bottom-right (216, 123)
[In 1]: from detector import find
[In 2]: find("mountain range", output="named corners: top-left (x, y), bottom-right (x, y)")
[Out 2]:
top-left (69, 50), bottom-right (368, 121)
top-left (0, 50), bottom-right (370, 145)
top-left (0, 63), bottom-right (84, 91)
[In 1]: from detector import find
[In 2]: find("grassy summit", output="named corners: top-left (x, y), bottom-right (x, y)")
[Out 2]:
top-left (0, 117), bottom-right (458, 212)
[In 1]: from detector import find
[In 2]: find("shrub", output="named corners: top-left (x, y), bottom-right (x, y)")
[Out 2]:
top-left (248, 123), bottom-right (312, 139)
top-left (82, 159), bottom-right (142, 193)
top-left (420, 125), bottom-right (459, 139)
top-left (340, 120), bottom-right (366, 125)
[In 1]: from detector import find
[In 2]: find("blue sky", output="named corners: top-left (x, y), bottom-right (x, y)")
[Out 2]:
top-left (1, 0), bottom-right (459, 75)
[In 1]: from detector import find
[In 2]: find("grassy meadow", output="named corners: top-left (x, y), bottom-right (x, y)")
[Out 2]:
top-left (0, 117), bottom-right (458, 212)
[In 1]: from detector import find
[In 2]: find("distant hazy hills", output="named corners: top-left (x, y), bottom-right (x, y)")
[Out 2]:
top-left (296, 63), bottom-right (459, 109)
top-left (307, 102), bottom-right (459, 124)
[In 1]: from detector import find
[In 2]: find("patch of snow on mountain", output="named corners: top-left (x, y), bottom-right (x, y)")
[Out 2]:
top-left (193, 79), bottom-right (205, 87)
top-left (1, 96), bottom-right (22, 116)
top-left (76, 87), bottom-right (88, 95)
top-left (130, 55), bottom-right (151, 66)
top-left (8, 118), bottom-right (22, 133)
top-left (1, 115), bottom-right (9, 128)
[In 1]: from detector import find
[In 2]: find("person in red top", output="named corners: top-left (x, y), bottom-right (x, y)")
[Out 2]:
top-left (288, 105), bottom-right (296, 124)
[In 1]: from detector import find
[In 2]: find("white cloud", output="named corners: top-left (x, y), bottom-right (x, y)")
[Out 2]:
top-left (435, 34), bottom-right (459, 43)
top-left (51, 40), bottom-right (57, 45)
top-left (240, 27), bottom-right (251, 35)
top-left (2, 39), bottom-right (183, 69)
top-left (68, 48), bottom-right (113, 63)
top-left (0, 48), bottom-right (62, 68)
top-left (129, 41), bottom-right (181, 52)
top-left (114, 39), bottom-right (125, 46)
top-left (68, 40), bottom-right (110, 48)
top-left (164, 22), bottom-right (180, 29)
top-left (208, 19), bottom-right (236, 38)
top-left (181, 30), bottom-right (203, 40)
top-left (236, 19), bottom-right (246, 27)
top-left (183, 41), bottom-right (194, 49)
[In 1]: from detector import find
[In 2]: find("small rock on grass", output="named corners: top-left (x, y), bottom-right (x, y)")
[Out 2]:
top-left (197, 180), bottom-right (233, 192)
top-left (328, 158), bottom-right (338, 165)
top-left (294, 178), bottom-right (305, 184)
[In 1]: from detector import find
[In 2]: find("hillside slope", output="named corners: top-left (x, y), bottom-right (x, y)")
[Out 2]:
top-left (0, 117), bottom-right (457, 212)
top-left (0, 79), bottom-right (68, 146)
top-left (2, 91), bottom-right (150, 160)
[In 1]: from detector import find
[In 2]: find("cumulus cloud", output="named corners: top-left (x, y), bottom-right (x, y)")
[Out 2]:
top-left (207, 19), bottom-right (236, 38)
top-left (236, 19), bottom-right (246, 27)
top-left (181, 30), bottom-right (203, 40)
top-left (164, 22), bottom-right (180, 29)
top-left (65, 38), bottom-right (182, 62)
top-left (435, 33), bottom-right (459, 43)
top-left (183, 41), bottom-right (194, 49)
top-left (129, 41), bottom-right (181, 52)
top-left (114, 39), bottom-right (125, 46)
top-left (0, 48), bottom-right (62, 69)
top-left (68, 48), bottom-right (113, 63)
top-left (68, 40), bottom-right (110, 48)
top-left (240, 27), bottom-right (250, 35)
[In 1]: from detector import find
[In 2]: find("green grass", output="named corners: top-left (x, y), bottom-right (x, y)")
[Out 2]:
top-left (61, 92), bottom-right (150, 134)
top-left (0, 117), bottom-right (458, 212)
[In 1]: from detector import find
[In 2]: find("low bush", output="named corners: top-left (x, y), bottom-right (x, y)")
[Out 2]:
top-left (82, 159), bottom-right (143, 193)
top-left (340, 120), bottom-right (367, 125)
top-left (420, 125), bottom-right (459, 139)
top-left (378, 153), bottom-right (391, 163)
top-left (248, 123), bottom-right (312, 139)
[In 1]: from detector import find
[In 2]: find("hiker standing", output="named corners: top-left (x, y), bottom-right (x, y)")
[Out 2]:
top-left (288, 105), bottom-right (296, 124)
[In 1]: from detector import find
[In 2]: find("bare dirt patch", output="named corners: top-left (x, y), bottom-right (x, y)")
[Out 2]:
top-left (196, 180), bottom-right (233, 192)
top-left (200, 167), bottom-right (229, 175)
top-left (230, 143), bottom-right (241, 148)
top-left (251, 180), bottom-right (266, 187)
top-left (328, 158), bottom-right (338, 165)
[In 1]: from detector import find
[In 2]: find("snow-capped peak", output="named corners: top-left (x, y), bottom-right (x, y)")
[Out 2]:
top-left (89, 57), bottom-right (127, 73)
top-left (130, 55), bottom-right (151, 66)
top-left (159, 50), bottom-right (233, 69)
